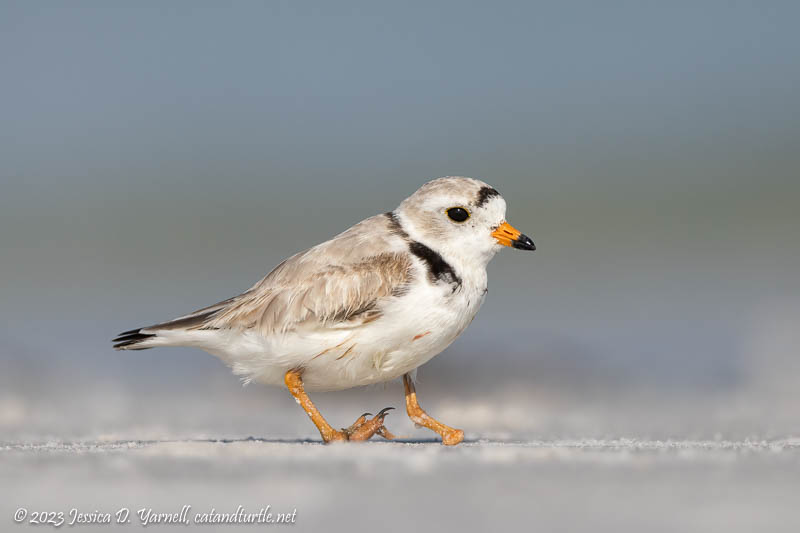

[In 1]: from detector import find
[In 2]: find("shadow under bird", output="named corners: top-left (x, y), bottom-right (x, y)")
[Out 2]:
top-left (113, 176), bottom-right (535, 445)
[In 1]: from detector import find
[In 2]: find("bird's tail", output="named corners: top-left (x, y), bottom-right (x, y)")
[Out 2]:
top-left (112, 297), bottom-right (236, 350)
top-left (112, 328), bottom-right (157, 350)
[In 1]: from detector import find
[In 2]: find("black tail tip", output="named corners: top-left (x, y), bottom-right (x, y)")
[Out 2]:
top-left (112, 328), bottom-right (155, 350)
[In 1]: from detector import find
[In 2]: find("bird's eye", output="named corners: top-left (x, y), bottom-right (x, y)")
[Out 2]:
top-left (446, 207), bottom-right (470, 222)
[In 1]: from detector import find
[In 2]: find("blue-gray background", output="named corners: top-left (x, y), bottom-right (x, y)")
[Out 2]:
top-left (2, 1), bottom-right (799, 442)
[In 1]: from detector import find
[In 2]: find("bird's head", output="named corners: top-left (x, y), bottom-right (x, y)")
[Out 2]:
top-left (395, 176), bottom-right (535, 268)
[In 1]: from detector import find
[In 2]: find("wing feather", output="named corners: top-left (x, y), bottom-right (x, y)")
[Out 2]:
top-left (201, 214), bottom-right (413, 335)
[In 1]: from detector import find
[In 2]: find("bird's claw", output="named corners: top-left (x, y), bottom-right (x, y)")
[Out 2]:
top-left (338, 407), bottom-right (396, 442)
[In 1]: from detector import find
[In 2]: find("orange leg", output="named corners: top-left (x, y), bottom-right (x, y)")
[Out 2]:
top-left (403, 373), bottom-right (464, 446)
top-left (284, 370), bottom-right (394, 443)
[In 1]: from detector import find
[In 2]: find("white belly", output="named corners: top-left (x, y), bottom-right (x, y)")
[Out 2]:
top-left (202, 276), bottom-right (487, 391)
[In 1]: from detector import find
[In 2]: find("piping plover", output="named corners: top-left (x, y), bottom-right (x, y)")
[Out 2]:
top-left (114, 176), bottom-right (535, 445)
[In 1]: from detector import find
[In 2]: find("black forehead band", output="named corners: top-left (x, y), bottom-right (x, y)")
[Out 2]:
top-left (475, 186), bottom-right (500, 208)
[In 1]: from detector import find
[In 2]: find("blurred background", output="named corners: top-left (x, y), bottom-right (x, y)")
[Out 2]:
top-left (2, 1), bottom-right (799, 444)
top-left (4, 3), bottom-right (800, 531)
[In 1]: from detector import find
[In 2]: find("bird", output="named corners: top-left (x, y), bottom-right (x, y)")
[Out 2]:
top-left (113, 176), bottom-right (535, 445)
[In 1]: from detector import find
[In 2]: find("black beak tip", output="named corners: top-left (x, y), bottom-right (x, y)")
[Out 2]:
top-left (512, 234), bottom-right (536, 251)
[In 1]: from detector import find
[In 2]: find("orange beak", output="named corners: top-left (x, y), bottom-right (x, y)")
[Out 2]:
top-left (491, 221), bottom-right (536, 250)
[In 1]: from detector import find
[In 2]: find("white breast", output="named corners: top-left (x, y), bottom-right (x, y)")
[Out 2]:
top-left (303, 272), bottom-right (487, 391)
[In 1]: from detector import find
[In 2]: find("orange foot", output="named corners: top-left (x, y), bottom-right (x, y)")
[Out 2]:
top-left (341, 407), bottom-right (397, 441)
top-left (285, 370), bottom-right (396, 443)
top-left (403, 373), bottom-right (464, 446)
